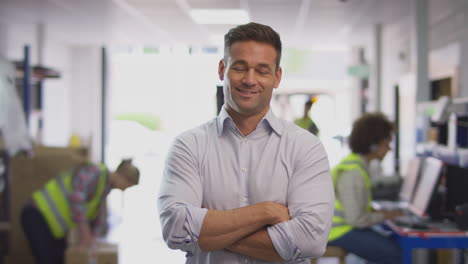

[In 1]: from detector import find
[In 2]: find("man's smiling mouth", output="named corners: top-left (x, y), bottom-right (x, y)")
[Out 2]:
top-left (236, 88), bottom-right (258, 95)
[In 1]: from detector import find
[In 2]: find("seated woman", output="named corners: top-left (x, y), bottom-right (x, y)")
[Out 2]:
top-left (328, 113), bottom-right (403, 264)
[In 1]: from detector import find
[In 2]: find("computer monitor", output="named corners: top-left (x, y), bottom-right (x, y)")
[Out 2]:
top-left (410, 157), bottom-right (443, 217)
top-left (431, 95), bottom-right (451, 124)
top-left (399, 158), bottom-right (422, 203)
top-left (446, 164), bottom-right (468, 218)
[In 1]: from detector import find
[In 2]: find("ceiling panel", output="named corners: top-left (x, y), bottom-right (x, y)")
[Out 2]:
top-left (0, 0), bottom-right (421, 47)
top-left (187, 0), bottom-right (241, 9)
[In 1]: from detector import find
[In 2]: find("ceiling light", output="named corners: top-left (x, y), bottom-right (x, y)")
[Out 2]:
top-left (209, 34), bottom-right (224, 46)
top-left (189, 9), bottom-right (249, 25)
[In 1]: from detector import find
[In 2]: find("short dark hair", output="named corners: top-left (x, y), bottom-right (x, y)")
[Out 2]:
top-left (224, 22), bottom-right (282, 70)
top-left (117, 159), bottom-right (140, 185)
top-left (348, 112), bottom-right (394, 155)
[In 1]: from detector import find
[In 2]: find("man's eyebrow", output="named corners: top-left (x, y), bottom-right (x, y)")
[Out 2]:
top-left (230, 61), bottom-right (273, 70)
top-left (231, 60), bottom-right (248, 66)
top-left (257, 63), bottom-right (273, 70)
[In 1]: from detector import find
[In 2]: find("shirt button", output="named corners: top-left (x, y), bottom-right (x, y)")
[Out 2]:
top-left (241, 168), bottom-right (247, 172)
top-left (242, 196), bottom-right (248, 202)
top-left (243, 138), bottom-right (248, 143)
top-left (243, 258), bottom-right (248, 263)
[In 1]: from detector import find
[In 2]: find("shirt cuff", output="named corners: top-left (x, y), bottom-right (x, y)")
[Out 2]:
top-left (267, 221), bottom-right (301, 262)
top-left (168, 205), bottom-right (207, 256)
top-left (185, 205), bottom-right (208, 241)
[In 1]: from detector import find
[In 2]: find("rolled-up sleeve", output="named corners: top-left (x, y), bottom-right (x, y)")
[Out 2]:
top-left (158, 135), bottom-right (207, 255)
top-left (267, 137), bottom-right (335, 263)
top-left (337, 170), bottom-right (385, 227)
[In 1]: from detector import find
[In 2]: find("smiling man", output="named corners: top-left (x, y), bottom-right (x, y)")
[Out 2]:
top-left (158, 22), bottom-right (334, 264)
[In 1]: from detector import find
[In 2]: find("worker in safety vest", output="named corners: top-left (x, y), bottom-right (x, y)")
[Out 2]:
top-left (21, 159), bottom-right (139, 264)
top-left (327, 113), bottom-right (403, 264)
top-left (294, 97), bottom-right (319, 136)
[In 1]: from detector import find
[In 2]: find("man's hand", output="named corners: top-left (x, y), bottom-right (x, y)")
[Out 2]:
top-left (256, 201), bottom-right (291, 225)
top-left (77, 222), bottom-right (95, 249)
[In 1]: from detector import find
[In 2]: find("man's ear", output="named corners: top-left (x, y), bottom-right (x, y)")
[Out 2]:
top-left (273, 66), bottom-right (282, 89)
top-left (218, 59), bottom-right (225, 81)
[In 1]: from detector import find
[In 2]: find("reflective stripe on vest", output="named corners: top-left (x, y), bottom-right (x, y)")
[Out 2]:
top-left (32, 164), bottom-right (107, 239)
top-left (328, 153), bottom-right (372, 241)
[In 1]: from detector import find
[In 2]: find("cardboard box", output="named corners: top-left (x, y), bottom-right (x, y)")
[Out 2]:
top-left (65, 243), bottom-right (118, 264)
top-left (4, 252), bottom-right (36, 264)
top-left (96, 243), bottom-right (118, 264)
top-left (34, 146), bottom-right (89, 160)
top-left (65, 247), bottom-right (89, 264)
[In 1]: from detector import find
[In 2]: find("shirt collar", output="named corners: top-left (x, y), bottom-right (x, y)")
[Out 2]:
top-left (262, 108), bottom-right (283, 136)
top-left (216, 105), bottom-right (284, 136)
top-left (216, 106), bottom-right (232, 136)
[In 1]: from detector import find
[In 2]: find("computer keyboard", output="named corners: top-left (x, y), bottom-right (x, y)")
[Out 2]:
top-left (393, 215), bottom-right (430, 230)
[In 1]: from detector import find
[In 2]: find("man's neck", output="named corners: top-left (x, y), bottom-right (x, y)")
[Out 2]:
top-left (109, 172), bottom-right (118, 189)
top-left (227, 107), bottom-right (269, 136)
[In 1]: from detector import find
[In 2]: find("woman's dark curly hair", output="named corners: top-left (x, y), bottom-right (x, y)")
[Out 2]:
top-left (348, 112), bottom-right (394, 155)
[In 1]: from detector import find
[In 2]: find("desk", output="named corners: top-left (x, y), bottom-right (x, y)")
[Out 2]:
top-left (386, 221), bottom-right (468, 264)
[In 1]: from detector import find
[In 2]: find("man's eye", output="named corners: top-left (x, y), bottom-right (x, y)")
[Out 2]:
top-left (257, 70), bottom-right (270, 75)
top-left (232, 67), bottom-right (246, 72)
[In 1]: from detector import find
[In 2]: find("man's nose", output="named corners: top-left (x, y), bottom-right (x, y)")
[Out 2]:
top-left (242, 69), bottom-right (256, 86)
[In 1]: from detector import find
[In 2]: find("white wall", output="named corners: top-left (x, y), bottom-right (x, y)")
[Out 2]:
top-left (460, 25), bottom-right (468, 97)
top-left (0, 23), bottom-right (104, 158)
top-left (41, 43), bottom-right (72, 147)
top-left (0, 24), bottom-right (7, 58)
top-left (381, 19), bottom-right (412, 119)
top-left (3, 24), bottom-right (37, 62)
top-left (69, 47), bottom-right (102, 161)
top-left (0, 23), bottom-right (72, 146)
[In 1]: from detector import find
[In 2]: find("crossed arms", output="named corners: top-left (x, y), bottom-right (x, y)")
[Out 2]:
top-left (198, 201), bottom-right (290, 261)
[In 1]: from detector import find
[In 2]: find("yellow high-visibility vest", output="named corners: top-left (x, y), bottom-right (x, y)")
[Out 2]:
top-left (294, 117), bottom-right (315, 130)
top-left (32, 164), bottom-right (108, 239)
top-left (328, 153), bottom-right (372, 241)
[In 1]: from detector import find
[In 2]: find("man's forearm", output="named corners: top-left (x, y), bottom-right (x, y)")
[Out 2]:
top-left (198, 201), bottom-right (288, 252)
top-left (77, 221), bottom-right (94, 248)
top-left (226, 229), bottom-right (284, 262)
